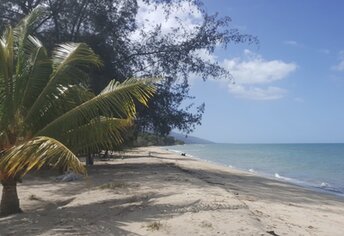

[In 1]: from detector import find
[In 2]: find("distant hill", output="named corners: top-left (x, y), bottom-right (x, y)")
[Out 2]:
top-left (169, 132), bottom-right (214, 144)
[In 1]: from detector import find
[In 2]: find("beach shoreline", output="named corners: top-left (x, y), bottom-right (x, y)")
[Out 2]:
top-left (164, 145), bottom-right (344, 199)
top-left (1, 146), bottom-right (344, 235)
top-left (165, 143), bottom-right (344, 199)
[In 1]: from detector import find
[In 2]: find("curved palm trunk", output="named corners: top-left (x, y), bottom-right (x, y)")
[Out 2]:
top-left (0, 178), bottom-right (22, 216)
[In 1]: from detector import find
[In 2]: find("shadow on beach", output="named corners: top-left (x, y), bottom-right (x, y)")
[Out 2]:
top-left (0, 150), bottom-right (343, 235)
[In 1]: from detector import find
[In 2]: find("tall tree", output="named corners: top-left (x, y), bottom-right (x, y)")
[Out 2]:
top-left (0, 9), bottom-right (156, 216)
top-left (0, 0), bottom-right (256, 135)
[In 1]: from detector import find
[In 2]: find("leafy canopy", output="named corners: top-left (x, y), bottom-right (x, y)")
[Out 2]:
top-left (0, 0), bottom-right (256, 135)
top-left (0, 8), bottom-right (156, 178)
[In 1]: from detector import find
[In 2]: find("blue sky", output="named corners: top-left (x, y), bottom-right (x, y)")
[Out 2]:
top-left (137, 0), bottom-right (344, 143)
top-left (182, 0), bottom-right (344, 143)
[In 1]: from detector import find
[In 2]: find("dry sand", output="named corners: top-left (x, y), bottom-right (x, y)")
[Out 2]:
top-left (0, 146), bottom-right (344, 236)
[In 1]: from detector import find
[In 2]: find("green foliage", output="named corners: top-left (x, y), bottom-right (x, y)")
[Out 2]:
top-left (1, 136), bottom-right (86, 177)
top-left (0, 0), bottom-right (256, 135)
top-left (133, 132), bottom-right (184, 147)
top-left (0, 9), bottom-right (156, 178)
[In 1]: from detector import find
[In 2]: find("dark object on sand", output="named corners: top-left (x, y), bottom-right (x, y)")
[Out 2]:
top-left (267, 230), bottom-right (280, 236)
top-left (181, 153), bottom-right (186, 156)
top-left (86, 153), bottom-right (94, 166)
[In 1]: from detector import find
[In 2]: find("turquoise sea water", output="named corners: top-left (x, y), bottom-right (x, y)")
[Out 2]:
top-left (165, 144), bottom-right (344, 196)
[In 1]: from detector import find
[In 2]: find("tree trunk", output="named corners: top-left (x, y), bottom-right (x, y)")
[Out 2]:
top-left (86, 153), bottom-right (94, 166)
top-left (0, 178), bottom-right (22, 216)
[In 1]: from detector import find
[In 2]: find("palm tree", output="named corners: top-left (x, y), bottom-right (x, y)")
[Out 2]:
top-left (0, 9), bottom-right (156, 216)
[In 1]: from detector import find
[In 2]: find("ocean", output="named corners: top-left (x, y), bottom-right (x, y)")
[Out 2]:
top-left (165, 143), bottom-right (344, 196)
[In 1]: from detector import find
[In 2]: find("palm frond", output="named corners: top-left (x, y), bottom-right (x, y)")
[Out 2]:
top-left (24, 43), bottom-right (102, 125)
top-left (0, 10), bottom-right (159, 184)
top-left (13, 7), bottom-right (44, 38)
top-left (0, 28), bottom-right (15, 130)
top-left (0, 37), bottom-right (9, 106)
top-left (52, 43), bottom-right (102, 71)
top-left (28, 84), bottom-right (95, 135)
top-left (15, 35), bottom-right (52, 113)
top-left (100, 78), bottom-right (157, 106)
top-left (0, 8), bottom-right (47, 132)
top-left (0, 136), bottom-right (86, 178)
top-left (14, 7), bottom-right (45, 76)
top-left (60, 117), bottom-right (133, 153)
top-left (36, 78), bottom-right (156, 138)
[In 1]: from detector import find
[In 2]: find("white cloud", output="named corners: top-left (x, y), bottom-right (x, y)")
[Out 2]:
top-left (192, 49), bottom-right (217, 63)
top-left (332, 50), bottom-right (344, 71)
top-left (223, 50), bottom-right (297, 85)
top-left (223, 50), bottom-right (297, 100)
top-left (131, 0), bottom-right (202, 41)
top-left (131, 2), bottom-right (298, 101)
top-left (229, 85), bottom-right (287, 100)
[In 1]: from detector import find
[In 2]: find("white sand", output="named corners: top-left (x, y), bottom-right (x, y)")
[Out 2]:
top-left (1, 146), bottom-right (344, 235)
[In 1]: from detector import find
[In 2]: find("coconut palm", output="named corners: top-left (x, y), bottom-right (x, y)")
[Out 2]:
top-left (0, 9), bottom-right (156, 216)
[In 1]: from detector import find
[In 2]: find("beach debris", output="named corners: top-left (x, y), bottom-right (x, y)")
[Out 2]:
top-left (181, 153), bottom-right (186, 156)
top-left (146, 221), bottom-right (163, 231)
top-left (28, 194), bottom-right (42, 201)
top-left (266, 230), bottom-right (280, 236)
top-left (55, 171), bottom-right (83, 182)
top-left (200, 220), bottom-right (213, 228)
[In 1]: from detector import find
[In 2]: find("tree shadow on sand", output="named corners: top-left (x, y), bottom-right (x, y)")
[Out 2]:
top-left (88, 161), bottom-right (344, 206)
top-left (0, 159), bottom-right (343, 235)
top-left (0, 191), bottom-right (211, 235)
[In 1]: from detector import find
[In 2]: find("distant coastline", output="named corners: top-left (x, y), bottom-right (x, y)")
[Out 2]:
top-left (169, 132), bottom-right (214, 144)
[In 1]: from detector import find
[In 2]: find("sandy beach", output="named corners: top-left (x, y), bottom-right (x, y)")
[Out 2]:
top-left (0, 146), bottom-right (344, 236)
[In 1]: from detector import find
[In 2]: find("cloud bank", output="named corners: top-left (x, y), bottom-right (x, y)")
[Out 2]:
top-left (133, 1), bottom-right (298, 101)
top-left (132, 0), bottom-right (202, 41)
top-left (223, 50), bottom-right (297, 100)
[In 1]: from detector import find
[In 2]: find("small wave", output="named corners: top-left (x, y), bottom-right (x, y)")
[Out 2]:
top-left (169, 149), bottom-right (183, 154)
top-left (274, 173), bottom-right (292, 181)
top-left (249, 169), bottom-right (255, 173)
top-left (318, 182), bottom-right (343, 194)
top-left (273, 175), bottom-right (344, 195)
top-left (320, 182), bottom-right (331, 188)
